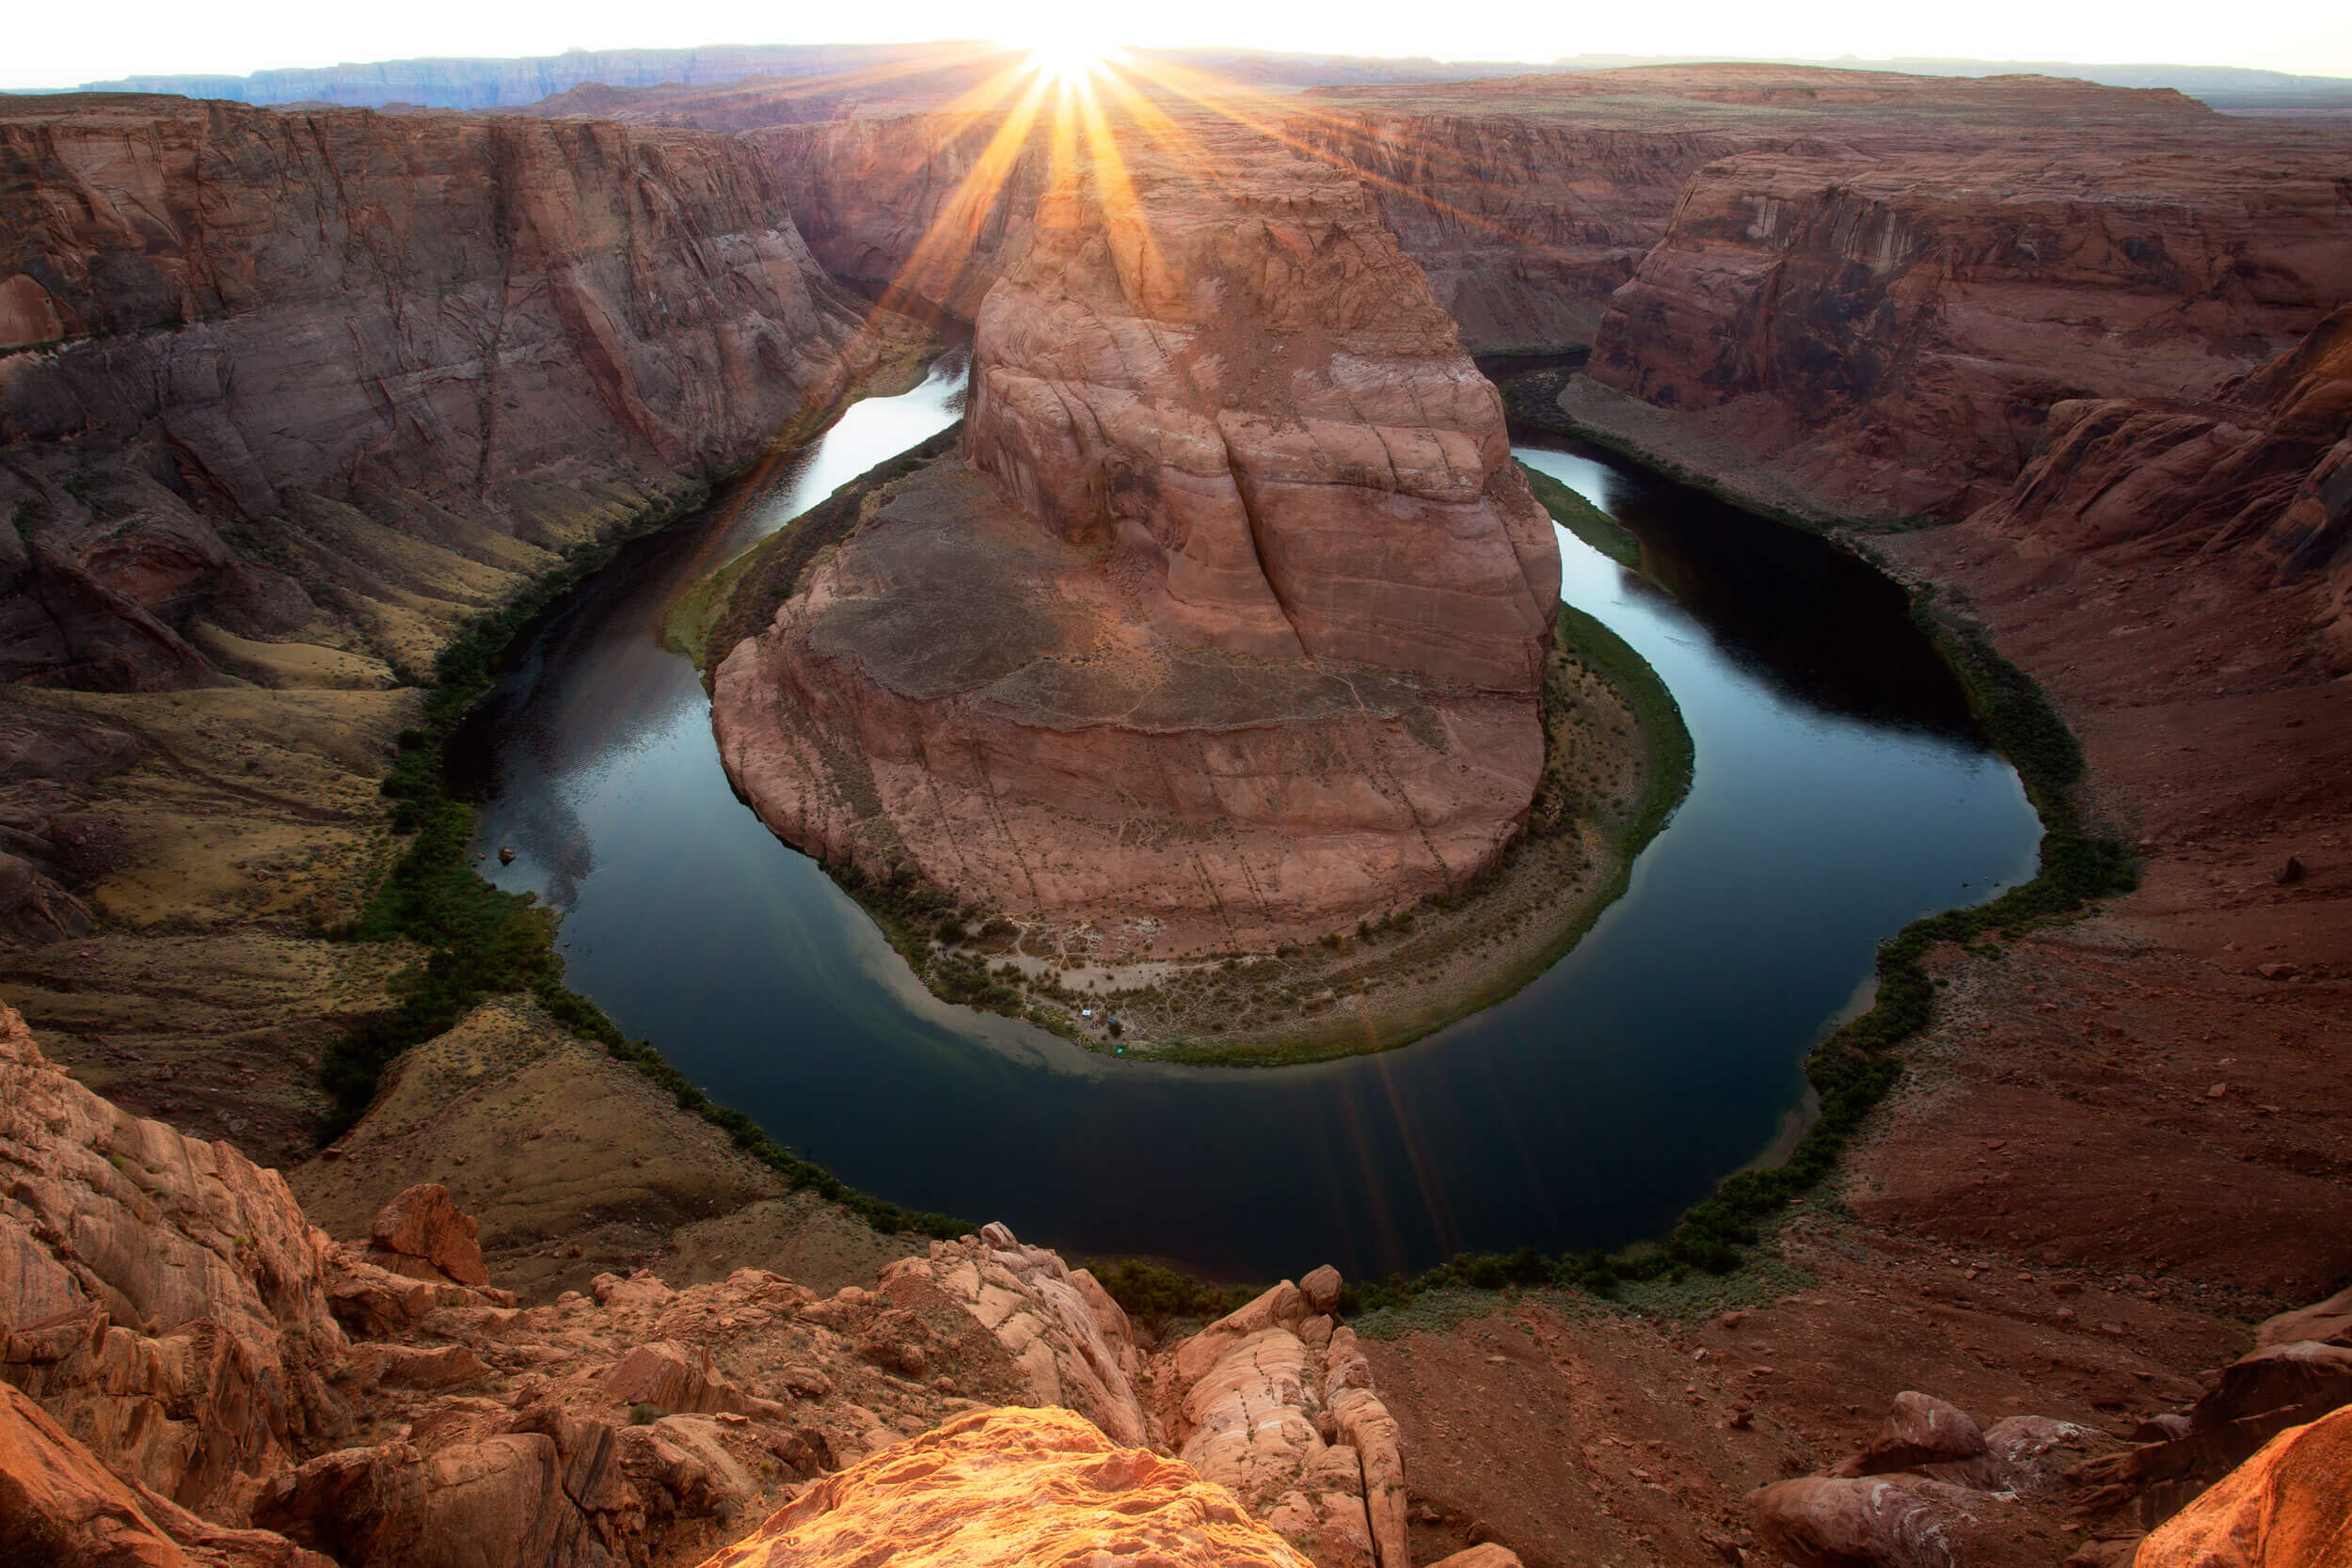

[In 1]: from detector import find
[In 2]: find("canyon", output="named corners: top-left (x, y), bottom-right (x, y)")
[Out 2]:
top-left (0, 48), bottom-right (2349, 1568)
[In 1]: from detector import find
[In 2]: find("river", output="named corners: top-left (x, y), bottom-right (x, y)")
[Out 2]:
top-left (448, 353), bottom-right (2041, 1282)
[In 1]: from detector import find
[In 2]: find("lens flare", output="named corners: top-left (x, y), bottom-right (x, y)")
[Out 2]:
top-left (1022, 36), bottom-right (1120, 83)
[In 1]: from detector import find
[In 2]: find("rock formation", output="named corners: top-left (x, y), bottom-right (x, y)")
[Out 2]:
top-left (712, 119), bottom-right (1558, 952)
top-left (2132, 1405), bottom-right (2352, 1568)
top-left (1206, 68), bottom-right (2352, 531)
top-left (1576, 129), bottom-right (2352, 522)
top-left (0, 1002), bottom-right (352, 1516)
top-left (1, 1000), bottom-right (1422, 1567)
top-left (1971, 304), bottom-right (2352, 661)
top-left (0, 93), bottom-right (870, 690)
top-left (696, 1405), bottom-right (1315, 1568)
top-left (1282, 111), bottom-right (1739, 356)
top-left (1746, 1391), bottom-right (2104, 1568)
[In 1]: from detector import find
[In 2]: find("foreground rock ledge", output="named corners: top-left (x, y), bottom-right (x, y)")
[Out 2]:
top-left (710, 119), bottom-right (1561, 955)
top-left (696, 1405), bottom-right (1313, 1568)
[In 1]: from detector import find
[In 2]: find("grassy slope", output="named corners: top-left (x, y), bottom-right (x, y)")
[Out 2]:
top-left (1518, 458), bottom-right (1643, 569)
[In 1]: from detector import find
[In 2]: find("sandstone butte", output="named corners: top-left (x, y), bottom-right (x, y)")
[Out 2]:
top-left (708, 115), bottom-right (1561, 953)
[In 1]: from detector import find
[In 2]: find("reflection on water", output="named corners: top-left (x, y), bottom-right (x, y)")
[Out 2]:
top-left (450, 360), bottom-right (2041, 1282)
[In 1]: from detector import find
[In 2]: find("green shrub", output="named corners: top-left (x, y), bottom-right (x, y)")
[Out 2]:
top-left (318, 501), bottom-right (969, 1243)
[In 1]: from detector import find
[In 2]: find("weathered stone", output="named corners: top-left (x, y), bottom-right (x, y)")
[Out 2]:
top-left (693, 1405), bottom-right (1314, 1568)
top-left (2135, 1406), bottom-right (2352, 1568)
top-left (368, 1184), bottom-right (490, 1289)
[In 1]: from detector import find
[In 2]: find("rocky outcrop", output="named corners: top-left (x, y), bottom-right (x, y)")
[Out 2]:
top-left (2072, 1337), bottom-right (2352, 1539)
top-left (1149, 1279), bottom-right (1410, 1568)
top-left (0, 93), bottom-right (868, 690)
top-left (2134, 1405), bottom-right (2352, 1568)
top-left (5, 998), bottom-right (1417, 1566)
top-left (715, 118), bottom-right (1558, 952)
top-left (0, 1002), bottom-right (350, 1515)
top-left (1971, 304), bottom-right (2352, 660)
top-left (1747, 1390), bottom-right (2105, 1568)
top-left (877, 1224), bottom-right (1148, 1448)
top-left (365, 1183), bottom-right (493, 1289)
top-left (693, 1405), bottom-right (1314, 1568)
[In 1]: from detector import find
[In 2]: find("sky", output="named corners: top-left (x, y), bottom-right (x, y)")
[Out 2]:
top-left (13, 0), bottom-right (2352, 87)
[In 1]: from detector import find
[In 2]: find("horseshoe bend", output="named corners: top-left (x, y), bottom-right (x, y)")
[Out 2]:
top-left (707, 120), bottom-right (1570, 971)
top-left (6, 30), bottom-right (2352, 1568)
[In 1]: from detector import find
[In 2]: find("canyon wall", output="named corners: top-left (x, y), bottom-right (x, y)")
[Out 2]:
top-left (1580, 138), bottom-right (2352, 521)
top-left (0, 93), bottom-right (869, 691)
top-left (1968, 304), bottom-right (2352, 658)
top-left (713, 119), bottom-right (1559, 952)
top-left (1285, 114), bottom-right (1735, 356)
top-left (756, 114), bottom-right (1053, 320)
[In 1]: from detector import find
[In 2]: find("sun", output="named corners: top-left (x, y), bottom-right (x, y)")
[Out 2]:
top-left (1018, 35), bottom-right (1121, 84)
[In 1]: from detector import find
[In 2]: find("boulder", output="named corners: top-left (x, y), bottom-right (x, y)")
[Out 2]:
top-left (367, 1184), bottom-right (490, 1289)
top-left (1299, 1265), bottom-right (1343, 1316)
top-left (1750, 1474), bottom-right (1994, 1568)
top-left (1427, 1550), bottom-right (1526, 1568)
top-left (1833, 1391), bottom-right (1988, 1477)
top-left (2255, 1284), bottom-right (2352, 1350)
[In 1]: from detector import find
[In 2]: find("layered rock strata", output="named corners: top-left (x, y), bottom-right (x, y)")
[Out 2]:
top-left (1282, 114), bottom-right (1737, 356)
top-left (1574, 123), bottom-right (2352, 521)
top-left (755, 112), bottom-right (1053, 321)
top-left (1971, 304), bottom-right (2352, 661)
top-left (0, 93), bottom-right (869, 691)
top-left (0, 1001), bottom-right (352, 1515)
top-left (715, 122), bottom-right (1558, 951)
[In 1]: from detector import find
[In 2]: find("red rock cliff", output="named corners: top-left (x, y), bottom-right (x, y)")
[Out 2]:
top-left (1577, 126), bottom-right (2352, 521)
top-left (0, 94), bottom-right (867, 689)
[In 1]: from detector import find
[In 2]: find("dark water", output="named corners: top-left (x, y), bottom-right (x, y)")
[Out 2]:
top-left (450, 358), bottom-right (2041, 1283)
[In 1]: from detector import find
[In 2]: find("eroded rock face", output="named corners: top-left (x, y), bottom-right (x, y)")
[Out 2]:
top-left (2135, 1405), bottom-right (2352, 1568)
top-left (1971, 305), bottom-right (2352, 660)
top-left (757, 113), bottom-right (1051, 321)
top-left (4, 995), bottom-right (1414, 1567)
top-left (0, 1002), bottom-right (350, 1514)
top-left (695, 1405), bottom-right (1313, 1568)
top-left (1145, 1274), bottom-right (1407, 1568)
top-left (0, 93), bottom-right (866, 689)
top-left (715, 119), bottom-right (1558, 952)
top-left (1284, 111), bottom-right (1735, 355)
top-left (1580, 132), bottom-right (2352, 524)
top-left (965, 127), bottom-right (1555, 688)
